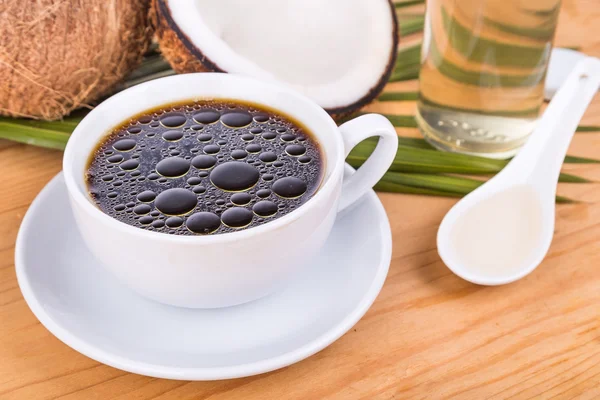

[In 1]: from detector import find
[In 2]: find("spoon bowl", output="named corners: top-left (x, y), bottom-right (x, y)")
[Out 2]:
top-left (438, 184), bottom-right (553, 285)
top-left (438, 57), bottom-right (600, 285)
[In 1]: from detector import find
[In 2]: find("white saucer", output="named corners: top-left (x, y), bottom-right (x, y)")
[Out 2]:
top-left (15, 167), bottom-right (392, 380)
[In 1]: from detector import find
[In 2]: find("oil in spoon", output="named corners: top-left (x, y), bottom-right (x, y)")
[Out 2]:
top-left (450, 186), bottom-right (544, 278)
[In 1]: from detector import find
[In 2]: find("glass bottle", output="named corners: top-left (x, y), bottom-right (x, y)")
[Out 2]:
top-left (416, 0), bottom-right (561, 158)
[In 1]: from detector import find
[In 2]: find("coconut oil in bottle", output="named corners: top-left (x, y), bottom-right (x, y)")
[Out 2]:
top-left (416, 0), bottom-right (561, 158)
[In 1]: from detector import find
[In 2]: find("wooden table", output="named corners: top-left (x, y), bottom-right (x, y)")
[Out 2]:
top-left (2, 2), bottom-right (600, 398)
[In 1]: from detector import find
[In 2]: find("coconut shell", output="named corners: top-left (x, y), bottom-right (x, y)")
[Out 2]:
top-left (0, 0), bottom-right (153, 120)
top-left (150, 0), bottom-right (219, 75)
top-left (152, 0), bottom-right (398, 121)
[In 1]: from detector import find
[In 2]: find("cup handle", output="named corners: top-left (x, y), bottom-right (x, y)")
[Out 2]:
top-left (338, 114), bottom-right (398, 211)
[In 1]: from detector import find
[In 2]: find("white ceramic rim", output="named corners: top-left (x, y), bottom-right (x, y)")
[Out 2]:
top-left (15, 172), bottom-right (392, 380)
top-left (62, 73), bottom-right (345, 244)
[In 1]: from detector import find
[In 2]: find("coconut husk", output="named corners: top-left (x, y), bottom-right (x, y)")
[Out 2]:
top-left (150, 0), bottom-right (216, 75)
top-left (151, 0), bottom-right (398, 121)
top-left (0, 0), bottom-right (153, 120)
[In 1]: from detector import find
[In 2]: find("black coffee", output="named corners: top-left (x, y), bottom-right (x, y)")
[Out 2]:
top-left (86, 100), bottom-right (323, 235)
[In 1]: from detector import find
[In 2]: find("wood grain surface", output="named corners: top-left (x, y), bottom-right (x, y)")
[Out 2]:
top-left (2, 1), bottom-right (600, 398)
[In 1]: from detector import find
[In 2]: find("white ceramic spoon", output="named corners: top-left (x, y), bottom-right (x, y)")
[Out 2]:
top-left (437, 57), bottom-right (600, 285)
top-left (545, 48), bottom-right (588, 100)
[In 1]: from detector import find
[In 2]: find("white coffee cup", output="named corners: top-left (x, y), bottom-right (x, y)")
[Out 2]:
top-left (63, 73), bottom-right (397, 308)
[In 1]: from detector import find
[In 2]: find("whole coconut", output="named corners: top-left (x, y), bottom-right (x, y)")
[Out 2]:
top-left (0, 0), bottom-right (152, 120)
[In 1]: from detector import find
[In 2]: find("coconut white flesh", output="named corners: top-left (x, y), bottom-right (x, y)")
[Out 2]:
top-left (167, 0), bottom-right (395, 109)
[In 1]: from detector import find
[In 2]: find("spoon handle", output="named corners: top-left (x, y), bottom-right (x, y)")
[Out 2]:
top-left (513, 57), bottom-right (600, 190)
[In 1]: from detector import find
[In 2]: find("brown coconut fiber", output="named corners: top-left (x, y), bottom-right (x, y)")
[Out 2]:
top-left (0, 0), bottom-right (153, 120)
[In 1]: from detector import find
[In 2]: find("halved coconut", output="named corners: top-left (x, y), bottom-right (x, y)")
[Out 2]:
top-left (152, 0), bottom-right (398, 118)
